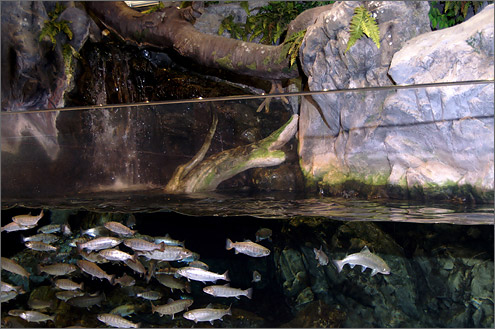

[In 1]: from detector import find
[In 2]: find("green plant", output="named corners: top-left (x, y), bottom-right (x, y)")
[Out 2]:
top-left (141, 1), bottom-right (165, 14)
top-left (39, 3), bottom-right (73, 48)
top-left (39, 3), bottom-right (79, 77)
top-left (280, 29), bottom-right (306, 68)
top-left (345, 5), bottom-right (380, 53)
top-left (219, 1), bottom-right (333, 45)
top-left (428, 1), bottom-right (490, 30)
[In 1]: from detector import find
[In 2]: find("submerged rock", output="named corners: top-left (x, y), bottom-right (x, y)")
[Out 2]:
top-left (281, 300), bottom-right (346, 328)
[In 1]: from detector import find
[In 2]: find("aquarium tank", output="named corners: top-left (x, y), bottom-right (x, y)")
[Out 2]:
top-left (1, 1), bottom-right (494, 328)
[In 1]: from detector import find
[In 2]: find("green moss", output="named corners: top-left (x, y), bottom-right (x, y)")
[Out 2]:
top-left (246, 61), bottom-right (257, 71)
top-left (216, 54), bottom-right (234, 70)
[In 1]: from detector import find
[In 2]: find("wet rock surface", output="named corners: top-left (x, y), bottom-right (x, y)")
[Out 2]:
top-left (298, 1), bottom-right (494, 200)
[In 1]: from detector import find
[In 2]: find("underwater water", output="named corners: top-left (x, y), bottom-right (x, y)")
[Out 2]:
top-left (1, 194), bottom-right (494, 328)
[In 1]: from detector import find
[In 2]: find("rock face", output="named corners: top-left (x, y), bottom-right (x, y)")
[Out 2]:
top-left (299, 1), bottom-right (494, 200)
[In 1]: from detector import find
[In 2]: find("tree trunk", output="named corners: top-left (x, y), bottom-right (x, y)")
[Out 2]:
top-left (85, 1), bottom-right (332, 81)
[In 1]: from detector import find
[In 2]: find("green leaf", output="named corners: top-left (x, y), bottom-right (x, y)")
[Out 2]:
top-left (239, 1), bottom-right (250, 15)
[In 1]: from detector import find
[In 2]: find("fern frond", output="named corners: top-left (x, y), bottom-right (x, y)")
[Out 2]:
top-left (345, 5), bottom-right (380, 53)
top-left (364, 15), bottom-right (380, 49)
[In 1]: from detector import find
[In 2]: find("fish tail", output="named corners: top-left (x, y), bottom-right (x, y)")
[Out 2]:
top-left (185, 282), bottom-right (191, 294)
top-left (227, 304), bottom-right (232, 316)
top-left (333, 259), bottom-right (344, 273)
top-left (150, 302), bottom-right (156, 314)
top-left (245, 287), bottom-right (253, 299)
top-left (225, 238), bottom-right (233, 250)
top-left (136, 322), bottom-right (141, 328)
top-left (223, 270), bottom-right (230, 282)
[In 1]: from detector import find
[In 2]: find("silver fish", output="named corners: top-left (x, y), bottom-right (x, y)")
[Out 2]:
top-left (12, 210), bottom-right (44, 227)
top-left (137, 246), bottom-right (193, 262)
top-left (226, 238), bottom-right (270, 257)
top-left (69, 236), bottom-right (90, 247)
top-left (124, 238), bottom-right (165, 252)
top-left (25, 241), bottom-right (58, 252)
top-left (67, 292), bottom-right (106, 309)
top-left (114, 273), bottom-right (136, 287)
top-left (1, 290), bottom-right (18, 303)
top-left (155, 274), bottom-right (191, 293)
top-left (38, 263), bottom-right (77, 276)
top-left (1, 257), bottom-right (30, 278)
top-left (255, 228), bottom-right (272, 242)
top-left (22, 233), bottom-right (59, 244)
top-left (203, 284), bottom-right (253, 299)
top-left (154, 234), bottom-right (185, 247)
top-left (37, 224), bottom-right (63, 234)
top-left (55, 278), bottom-right (84, 291)
top-left (28, 298), bottom-right (54, 310)
top-left (77, 236), bottom-right (122, 252)
top-left (189, 260), bottom-right (209, 270)
top-left (252, 270), bottom-right (262, 283)
top-left (103, 221), bottom-right (136, 236)
top-left (77, 260), bottom-right (115, 284)
top-left (1, 281), bottom-right (23, 293)
top-left (16, 310), bottom-right (55, 323)
top-left (314, 245), bottom-right (329, 266)
top-left (176, 266), bottom-right (229, 284)
top-left (333, 246), bottom-right (391, 276)
top-left (97, 313), bottom-right (140, 328)
top-left (124, 259), bottom-right (146, 277)
top-left (1, 222), bottom-right (36, 233)
top-left (55, 290), bottom-right (85, 302)
top-left (99, 248), bottom-right (136, 262)
top-left (183, 304), bottom-right (231, 324)
top-left (80, 250), bottom-right (109, 264)
top-left (151, 298), bottom-right (194, 319)
top-left (81, 226), bottom-right (110, 237)
top-left (136, 290), bottom-right (162, 301)
top-left (110, 304), bottom-right (139, 317)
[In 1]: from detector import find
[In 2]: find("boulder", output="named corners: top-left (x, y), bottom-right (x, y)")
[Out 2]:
top-left (298, 1), bottom-right (494, 200)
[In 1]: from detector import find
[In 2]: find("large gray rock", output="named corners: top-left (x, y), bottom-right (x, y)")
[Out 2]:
top-left (299, 2), bottom-right (494, 200)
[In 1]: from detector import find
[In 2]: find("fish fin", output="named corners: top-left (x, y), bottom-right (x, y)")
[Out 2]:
top-left (223, 270), bottom-right (230, 282)
top-left (171, 313), bottom-right (174, 320)
top-left (227, 304), bottom-right (232, 315)
top-left (80, 282), bottom-right (84, 290)
top-left (246, 287), bottom-right (253, 299)
top-left (206, 303), bottom-right (213, 309)
top-left (151, 302), bottom-right (156, 313)
top-left (210, 320), bottom-right (214, 325)
top-left (136, 322), bottom-right (141, 328)
top-left (361, 266), bottom-right (366, 272)
top-left (350, 264), bottom-right (356, 269)
top-left (167, 298), bottom-right (174, 303)
top-left (360, 246), bottom-right (371, 254)
top-left (332, 260), bottom-right (344, 273)
top-left (371, 269), bottom-right (378, 276)
top-left (226, 238), bottom-right (233, 250)
top-left (313, 248), bottom-right (318, 258)
top-left (165, 233), bottom-right (170, 238)
top-left (244, 239), bottom-right (252, 242)
top-left (223, 283), bottom-right (230, 287)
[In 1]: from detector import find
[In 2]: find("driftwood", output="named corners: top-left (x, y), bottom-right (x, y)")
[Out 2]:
top-left (85, 2), bottom-right (333, 81)
top-left (164, 114), bottom-right (299, 193)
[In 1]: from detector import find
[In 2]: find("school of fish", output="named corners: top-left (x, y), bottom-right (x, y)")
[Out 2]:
top-left (1, 209), bottom-right (391, 327)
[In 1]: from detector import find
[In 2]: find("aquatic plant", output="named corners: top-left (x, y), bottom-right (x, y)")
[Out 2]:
top-left (345, 5), bottom-right (380, 53)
